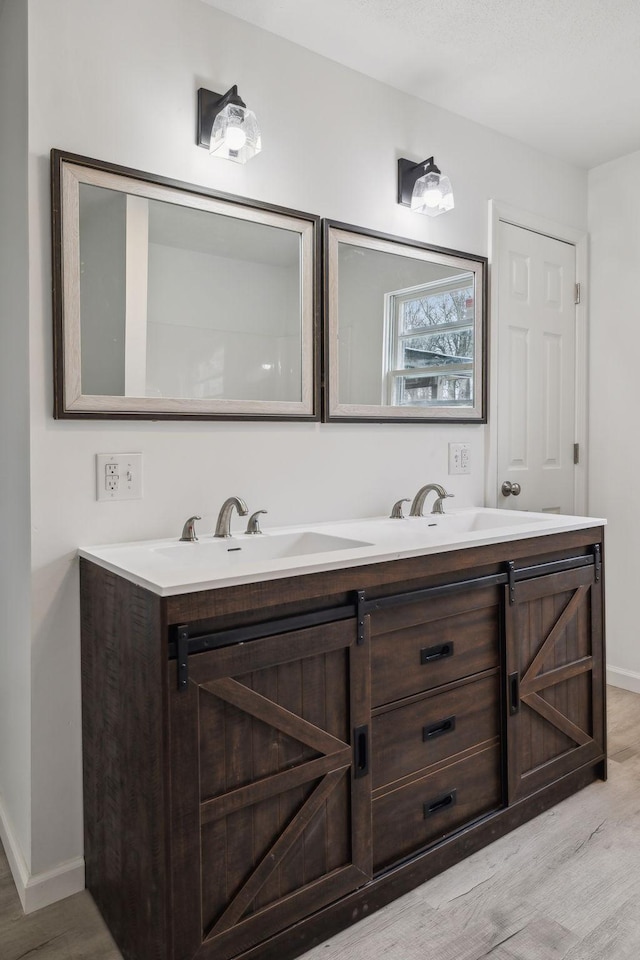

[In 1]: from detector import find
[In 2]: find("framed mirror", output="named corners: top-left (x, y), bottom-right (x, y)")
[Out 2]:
top-left (51, 150), bottom-right (320, 419)
top-left (323, 220), bottom-right (487, 422)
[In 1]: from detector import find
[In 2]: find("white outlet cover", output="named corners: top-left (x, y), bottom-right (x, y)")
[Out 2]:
top-left (448, 442), bottom-right (471, 476)
top-left (96, 453), bottom-right (143, 501)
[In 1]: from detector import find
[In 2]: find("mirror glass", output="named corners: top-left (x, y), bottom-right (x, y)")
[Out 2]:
top-left (324, 223), bottom-right (486, 422)
top-left (52, 152), bottom-right (319, 419)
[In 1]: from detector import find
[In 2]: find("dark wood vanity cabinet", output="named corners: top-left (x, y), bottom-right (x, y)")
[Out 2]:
top-left (80, 527), bottom-right (606, 960)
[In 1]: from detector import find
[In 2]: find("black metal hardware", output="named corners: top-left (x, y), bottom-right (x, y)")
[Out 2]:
top-left (509, 672), bottom-right (520, 715)
top-left (168, 544), bottom-right (603, 665)
top-left (516, 553), bottom-right (596, 580)
top-left (361, 572), bottom-right (507, 614)
top-left (359, 548), bottom-right (600, 618)
top-left (420, 642), bottom-right (454, 665)
top-left (353, 725), bottom-right (369, 779)
top-left (423, 789), bottom-right (457, 819)
top-left (177, 625), bottom-right (189, 691)
top-left (507, 560), bottom-right (516, 605)
top-left (356, 590), bottom-right (366, 645)
top-left (593, 543), bottom-right (601, 583)
top-left (423, 715), bottom-right (456, 741)
top-left (168, 603), bottom-right (357, 661)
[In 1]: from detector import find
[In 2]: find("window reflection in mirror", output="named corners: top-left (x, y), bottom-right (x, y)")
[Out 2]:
top-left (324, 223), bottom-right (486, 422)
top-left (384, 274), bottom-right (474, 407)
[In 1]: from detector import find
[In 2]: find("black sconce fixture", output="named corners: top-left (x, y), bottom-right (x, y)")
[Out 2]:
top-left (398, 156), bottom-right (454, 216)
top-left (197, 85), bottom-right (262, 164)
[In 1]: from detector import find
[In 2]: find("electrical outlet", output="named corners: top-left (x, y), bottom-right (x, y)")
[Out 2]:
top-left (96, 453), bottom-right (143, 501)
top-left (448, 442), bottom-right (471, 475)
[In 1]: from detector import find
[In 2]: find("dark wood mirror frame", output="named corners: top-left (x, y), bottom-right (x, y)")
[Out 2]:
top-left (322, 219), bottom-right (488, 424)
top-left (51, 149), bottom-right (321, 421)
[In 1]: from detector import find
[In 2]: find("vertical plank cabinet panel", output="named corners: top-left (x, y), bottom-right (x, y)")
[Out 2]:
top-left (167, 617), bottom-right (371, 960)
top-left (505, 560), bottom-right (605, 803)
top-left (80, 562), bottom-right (170, 960)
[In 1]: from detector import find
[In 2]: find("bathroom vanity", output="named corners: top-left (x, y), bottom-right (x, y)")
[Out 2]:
top-left (79, 510), bottom-right (605, 960)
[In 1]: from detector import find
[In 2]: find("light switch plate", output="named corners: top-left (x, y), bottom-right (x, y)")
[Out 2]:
top-left (448, 442), bottom-right (471, 475)
top-left (96, 453), bottom-right (143, 501)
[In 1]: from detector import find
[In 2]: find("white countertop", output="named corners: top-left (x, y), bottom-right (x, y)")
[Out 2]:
top-left (78, 507), bottom-right (606, 597)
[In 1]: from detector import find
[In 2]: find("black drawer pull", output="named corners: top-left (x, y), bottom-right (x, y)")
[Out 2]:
top-left (509, 672), bottom-right (520, 715)
top-left (420, 642), bottom-right (454, 664)
top-left (424, 789), bottom-right (457, 819)
top-left (423, 715), bottom-right (456, 741)
top-left (353, 724), bottom-right (369, 779)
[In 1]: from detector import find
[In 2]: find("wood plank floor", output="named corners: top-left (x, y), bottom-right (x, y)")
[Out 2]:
top-left (2, 686), bottom-right (639, 960)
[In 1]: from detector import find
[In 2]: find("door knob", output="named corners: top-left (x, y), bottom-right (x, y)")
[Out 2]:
top-left (501, 481), bottom-right (522, 497)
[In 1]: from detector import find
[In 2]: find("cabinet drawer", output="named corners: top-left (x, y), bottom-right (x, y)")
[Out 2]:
top-left (372, 743), bottom-right (501, 871)
top-left (371, 586), bottom-right (500, 707)
top-left (372, 673), bottom-right (500, 790)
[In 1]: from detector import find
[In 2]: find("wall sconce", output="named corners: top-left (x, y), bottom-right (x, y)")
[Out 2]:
top-left (197, 85), bottom-right (262, 164)
top-left (398, 157), bottom-right (454, 216)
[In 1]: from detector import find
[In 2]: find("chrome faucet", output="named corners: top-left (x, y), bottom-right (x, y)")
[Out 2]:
top-left (214, 496), bottom-right (248, 538)
top-left (410, 483), bottom-right (454, 516)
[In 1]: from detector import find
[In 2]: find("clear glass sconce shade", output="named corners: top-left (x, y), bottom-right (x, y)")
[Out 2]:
top-left (210, 103), bottom-right (262, 164)
top-left (411, 171), bottom-right (454, 217)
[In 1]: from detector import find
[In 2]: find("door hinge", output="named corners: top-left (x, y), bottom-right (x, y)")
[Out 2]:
top-left (573, 442), bottom-right (580, 465)
top-left (574, 282), bottom-right (581, 305)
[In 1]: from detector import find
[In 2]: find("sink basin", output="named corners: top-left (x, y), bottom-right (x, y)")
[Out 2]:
top-left (432, 508), bottom-right (550, 533)
top-left (321, 509), bottom-right (549, 544)
top-left (153, 530), bottom-right (373, 567)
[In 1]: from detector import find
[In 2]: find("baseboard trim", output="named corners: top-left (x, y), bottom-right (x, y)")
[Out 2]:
top-left (22, 855), bottom-right (86, 914)
top-left (607, 665), bottom-right (640, 695)
top-left (0, 795), bottom-right (85, 913)
top-left (0, 794), bottom-right (30, 910)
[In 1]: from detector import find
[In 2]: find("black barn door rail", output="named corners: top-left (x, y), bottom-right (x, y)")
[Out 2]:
top-left (169, 543), bottom-right (601, 687)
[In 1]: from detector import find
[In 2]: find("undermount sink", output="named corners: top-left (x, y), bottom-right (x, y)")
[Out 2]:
top-left (153, 530), bottom-right (373, 567)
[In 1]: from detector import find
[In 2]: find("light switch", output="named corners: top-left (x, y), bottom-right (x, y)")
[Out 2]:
top-left (96, 453), bottom-right (143, 501)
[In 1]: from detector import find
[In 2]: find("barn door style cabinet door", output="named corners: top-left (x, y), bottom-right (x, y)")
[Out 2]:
top-left (505, 550), bottom-right (605, 803)
top-left (168, 616), bottom-right (372, 960)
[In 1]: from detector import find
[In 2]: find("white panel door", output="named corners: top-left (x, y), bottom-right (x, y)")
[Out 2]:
top-left (497, 222), bottom-right (576, 513)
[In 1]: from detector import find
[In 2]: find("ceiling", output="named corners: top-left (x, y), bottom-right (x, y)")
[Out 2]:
top-left (202, 0), bottom-right (640, 169)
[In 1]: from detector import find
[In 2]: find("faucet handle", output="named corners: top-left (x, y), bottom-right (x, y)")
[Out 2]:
top-left (246, 510), bottom-right (267, 535)
top-left (390, 498), bottom-right (410, 519)
top-left (432, 492), bottom-right (455, 515)
top-left (180, 515), bottom-right (201, 542)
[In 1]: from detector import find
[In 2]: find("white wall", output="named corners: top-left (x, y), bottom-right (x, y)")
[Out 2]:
top-left (0, 0), bottom-right (33, 879)
top-left (588, 150), bottom-right (640, 691)
top-left (147, 247), bottom-right (300, 401)
top-left (19, 0), bottom-right (588, 898)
